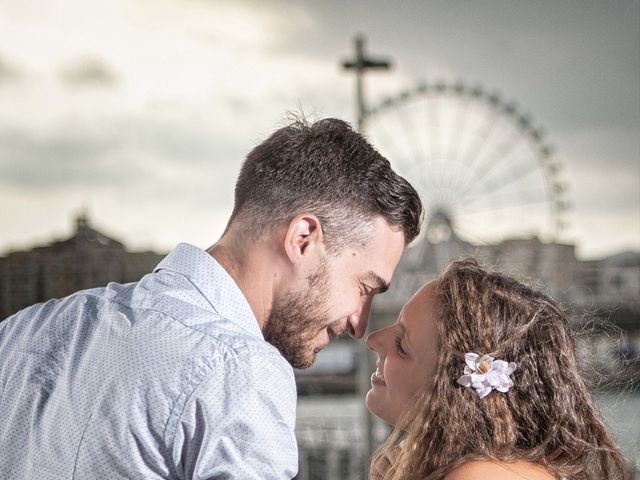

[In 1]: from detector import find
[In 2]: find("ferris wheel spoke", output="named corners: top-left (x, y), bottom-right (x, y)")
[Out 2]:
top-left (450, 96), bottom-right (473, 164)
top-left (439, 161), bottom-right (495, 210)
top-left (439, 96), bottom-right (475, 195)
top-left (467, 156), bottom-right (544, 201)
top-left (426, 95), bottom-right (443, 175)
top-left (394, 104), bottom-right (429, 175)
top-left (367, 115), bottom-right (424, 185)
top-left (414, 98), bottom-right (436, 165)
top-left (448, 100), bottom-right (483, 194)
top-left (455, 213), bottom-right (548, 241)
top-left (426, 95), bottom-right (439, 161)
top-left (456, 186), bottom-right (547, 208)
top-left (447, 94), bottom-right (470, 174)
top-left (453, 107), bottom-right (501, 193)
top-left (438, 95), bottom-right (457, 191)
top-left (453, 198), bottom-right (550, 217)
top-left (460, 130), bottom-right (527, 198)
top-left (443, 127), bottom-right (503, 197)
top-left (453, 186), bottom-right (548, 213)
top-left (413, 159), bottom-right (439, 195)
top-left (448, 221), bottom-right (488, 246)
top-left (366, 116), bottom-right (404, 161)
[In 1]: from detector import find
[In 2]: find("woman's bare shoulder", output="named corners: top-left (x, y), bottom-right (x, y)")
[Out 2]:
top-left (443, 460), bottom-right (555, 480)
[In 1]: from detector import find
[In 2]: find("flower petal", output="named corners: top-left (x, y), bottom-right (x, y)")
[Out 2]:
top-left (457, 375), bottom-right (472, 387)
top-left (465, 353), bottom-right (479, 370)
top-left (506, 362), bottom-right (517, 374)
top-left (492, 360), bottom-right (508, 372)
top-left (470, 373), bottom-right (486, 387)
top-left (487, 369), bottom-right (502, 386)
top-left (476, 385), bottom-right (492, 398)
top-left (464, 366), bottom-right (473, 375)
top-left (495, 383), bottom-right (510, 393)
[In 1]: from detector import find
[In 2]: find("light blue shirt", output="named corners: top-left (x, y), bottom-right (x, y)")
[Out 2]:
top-left (0, 243), bottom-right (298, 479)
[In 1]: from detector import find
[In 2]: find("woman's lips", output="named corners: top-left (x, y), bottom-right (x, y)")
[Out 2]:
top-left (371, 369), bottom-right (386, 387)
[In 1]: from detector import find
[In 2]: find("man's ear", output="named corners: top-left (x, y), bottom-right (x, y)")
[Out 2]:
top-left (283, 214), bottom-right (324, 265)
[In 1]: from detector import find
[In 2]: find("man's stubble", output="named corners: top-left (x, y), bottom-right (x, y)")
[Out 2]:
top-left (263, 261), bottom-right (331, 369)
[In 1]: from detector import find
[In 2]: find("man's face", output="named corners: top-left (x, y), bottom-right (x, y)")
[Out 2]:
top-left (264, 217), bottom-right (406, 369)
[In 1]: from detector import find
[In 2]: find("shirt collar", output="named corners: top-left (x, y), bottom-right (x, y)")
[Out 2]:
top-left (153, 243), bottom-right (262, 339)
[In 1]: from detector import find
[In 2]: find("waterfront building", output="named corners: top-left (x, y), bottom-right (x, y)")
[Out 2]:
top-left (0, 213), bottom-right (164, 320)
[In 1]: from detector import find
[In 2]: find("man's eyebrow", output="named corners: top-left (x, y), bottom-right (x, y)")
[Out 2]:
top-left (364, 270), bottom-right (390, 293)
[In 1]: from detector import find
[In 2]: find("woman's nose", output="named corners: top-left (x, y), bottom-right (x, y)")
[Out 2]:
top-left (365, 328), bottom-right (382, 353)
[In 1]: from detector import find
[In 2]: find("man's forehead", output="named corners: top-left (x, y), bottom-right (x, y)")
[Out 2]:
top-left (347, 218), bottom-right (405, 286)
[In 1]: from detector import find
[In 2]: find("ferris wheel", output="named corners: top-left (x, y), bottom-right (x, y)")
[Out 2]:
top-left (363, 80), bottom-right (570, 245)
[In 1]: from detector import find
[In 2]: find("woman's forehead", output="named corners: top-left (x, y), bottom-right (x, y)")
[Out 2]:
top-left (412, 280), bottom-right (440, 306)
top-left (397, 280), bottom-right (440, 335)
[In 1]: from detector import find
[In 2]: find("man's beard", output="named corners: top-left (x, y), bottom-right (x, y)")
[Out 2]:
top-left (263, 262), bottom-right (330, 369)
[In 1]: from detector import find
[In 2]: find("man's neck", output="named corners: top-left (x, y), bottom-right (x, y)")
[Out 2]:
top-left (206, 238), bottom-right (279, 330)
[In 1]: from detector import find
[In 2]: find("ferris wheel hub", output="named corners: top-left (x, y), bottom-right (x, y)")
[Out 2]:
top-left (426, 209), bottom-right (454, 244)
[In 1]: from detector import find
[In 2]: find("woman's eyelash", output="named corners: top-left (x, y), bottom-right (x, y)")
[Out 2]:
top-left (394, 335), bottom-right (406, 355)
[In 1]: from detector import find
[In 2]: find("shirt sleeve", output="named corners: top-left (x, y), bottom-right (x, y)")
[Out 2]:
top-left (170, 349), bottom-right (298, 480)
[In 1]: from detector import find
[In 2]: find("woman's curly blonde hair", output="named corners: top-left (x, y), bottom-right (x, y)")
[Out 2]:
top-left (370, 258), bottom-right (628, 480)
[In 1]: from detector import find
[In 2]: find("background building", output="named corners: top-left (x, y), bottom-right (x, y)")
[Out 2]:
top-left (0, 213), bottom-right (164, 320)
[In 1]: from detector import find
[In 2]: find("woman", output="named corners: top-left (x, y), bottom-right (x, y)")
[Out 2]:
top-left (366, 258), bottom-right (627, 480)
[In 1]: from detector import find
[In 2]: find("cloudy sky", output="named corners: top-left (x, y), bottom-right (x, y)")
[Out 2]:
top-left (0, 0), bottom-right (638, 259)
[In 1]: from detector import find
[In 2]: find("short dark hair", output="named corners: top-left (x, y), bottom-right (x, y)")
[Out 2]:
top-left (227, 118), bottom-right (423, 252)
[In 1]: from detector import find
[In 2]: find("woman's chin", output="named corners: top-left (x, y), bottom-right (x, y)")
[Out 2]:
top-left (365, 390), bottom-right (387, 422)
top-left (364, 390), bottom-right (376, 414)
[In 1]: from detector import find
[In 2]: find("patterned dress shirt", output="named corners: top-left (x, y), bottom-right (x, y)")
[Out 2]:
top-left (0, 243), bottom-right (298, 479)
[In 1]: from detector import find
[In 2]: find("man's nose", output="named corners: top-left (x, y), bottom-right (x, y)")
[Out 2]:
top-left (347, 297), bottom-right (373, 339)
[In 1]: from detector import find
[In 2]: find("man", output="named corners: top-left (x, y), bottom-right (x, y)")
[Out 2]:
top-left (0, 118), bottom-right (422, 479)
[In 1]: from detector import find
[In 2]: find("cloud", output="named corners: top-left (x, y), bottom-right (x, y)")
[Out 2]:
top-left (0, 128), bottom-right (137, 189)
top-left (569, 159), bottom-right (639, 213)
top-left (60, 57), bottom-right (118, 87)
top-left (192, 0), bottom-right (315, 49)
top-left (0, 0), bottom-right (637, 257)
top-left (0, 56), bottom-right (21, 83)
top-left (298, 0), bottom-right (640, 133)
top-left (0, 108), bottom-right (249, 208)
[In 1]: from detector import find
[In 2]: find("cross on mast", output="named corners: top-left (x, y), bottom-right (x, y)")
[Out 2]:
top-left (342, 33), bottom-right (392, 132)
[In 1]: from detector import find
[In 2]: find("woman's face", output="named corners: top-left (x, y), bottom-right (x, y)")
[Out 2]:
top-left (365, 280), bottom-right (440, 425)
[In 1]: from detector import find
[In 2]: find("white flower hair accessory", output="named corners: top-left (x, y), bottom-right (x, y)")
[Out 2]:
top-left (456, 352), bottom-right (516, 399)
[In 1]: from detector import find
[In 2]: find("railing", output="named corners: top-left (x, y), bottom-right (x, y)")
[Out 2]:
top-left (294, 413), bottom-right (390, 480)
top-left (296, 446), bottom-right (365, 480)
top-left (295, 416), bottom-right (368, 480)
